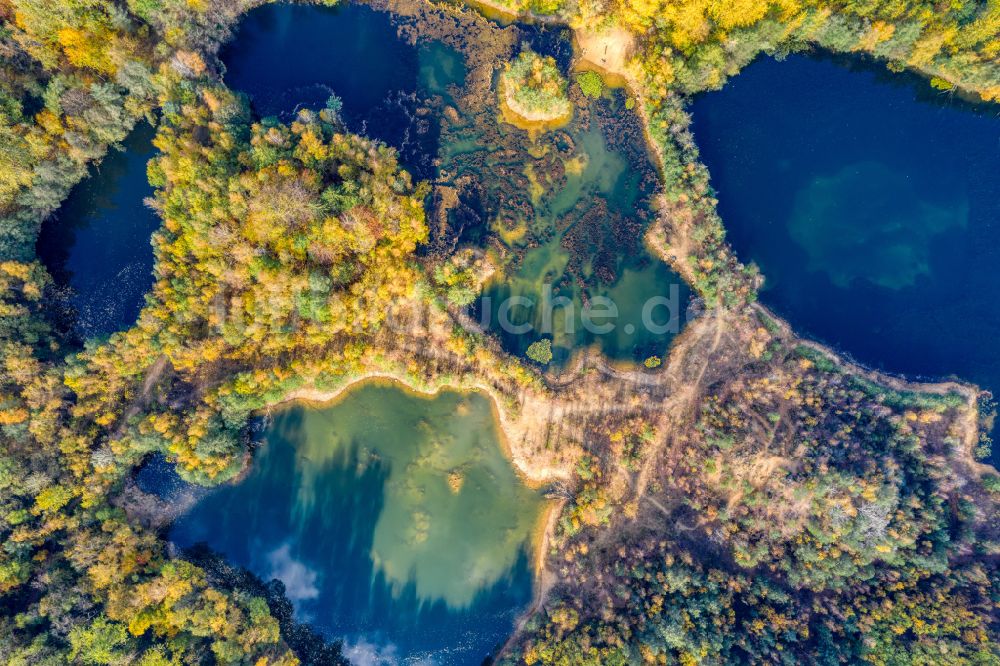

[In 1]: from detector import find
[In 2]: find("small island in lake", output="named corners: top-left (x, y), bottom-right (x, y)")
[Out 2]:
top-left (499, 48), bottom-right (573, 133)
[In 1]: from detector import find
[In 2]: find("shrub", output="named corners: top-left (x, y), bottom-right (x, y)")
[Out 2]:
top-left (529, 0), bottom-right (563, 14)
top-left (577, 70), bottom-right (604, 98)
top-left (526, 339), bottom-right (553, 364)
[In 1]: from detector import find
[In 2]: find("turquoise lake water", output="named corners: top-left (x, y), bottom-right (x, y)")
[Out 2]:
top-left (169, 382), bottom-right (544, 665)
top-left (691, 53), bottom-right (1000, 463)
top-left (35, 122), bottom-right (159, 339)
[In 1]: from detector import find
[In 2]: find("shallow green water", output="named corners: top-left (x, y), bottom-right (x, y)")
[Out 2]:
top-left (171, 382), bottom-right (544, 663)
top-left (419, 40), bottom-right (467, 98)
top-left (473, 95), bottom-right (693, 367)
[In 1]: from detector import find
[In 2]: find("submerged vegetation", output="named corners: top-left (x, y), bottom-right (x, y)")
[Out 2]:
top-left (0, 0), bottom-right (997, 664)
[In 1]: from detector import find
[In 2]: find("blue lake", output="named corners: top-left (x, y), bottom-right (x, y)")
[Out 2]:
top-left (691, 53), bottom-right (1000, 462)
top-left (220, 1), bottom-right (462, 180)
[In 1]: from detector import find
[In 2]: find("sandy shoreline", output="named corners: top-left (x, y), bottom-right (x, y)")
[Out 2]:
top-left (278, 372), bottom-right (570, 487)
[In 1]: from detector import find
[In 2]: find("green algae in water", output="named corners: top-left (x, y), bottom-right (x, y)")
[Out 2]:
top-left (486, 251), bottom-right (688, 365)
top-left (171, 382), bottom-right (544, 661)
top-left (789, 161), bottom-right (968, 290)
top-left (548, 123), bottom-right (628, 217)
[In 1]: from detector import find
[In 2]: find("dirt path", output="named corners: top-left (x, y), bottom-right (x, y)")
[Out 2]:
top-left (633, 309), bottom-right (729, 499)
top-left (113, 354), bottom-right (170, 439)
top-left (574, 26), bottom-right (636, 85)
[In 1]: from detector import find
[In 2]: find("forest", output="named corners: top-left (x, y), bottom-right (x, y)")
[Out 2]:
top-left (0, 0), bottom-right (998, 663)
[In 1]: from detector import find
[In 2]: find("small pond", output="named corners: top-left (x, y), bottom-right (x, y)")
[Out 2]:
top-left (35, 122), bottom-right (159, 340)
top-left (691, 52), bottom-right (1000, 463)
top-left (474, 102), bottom-right (694, 367)
top-left (437, 36), bottom-right (693, 368)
